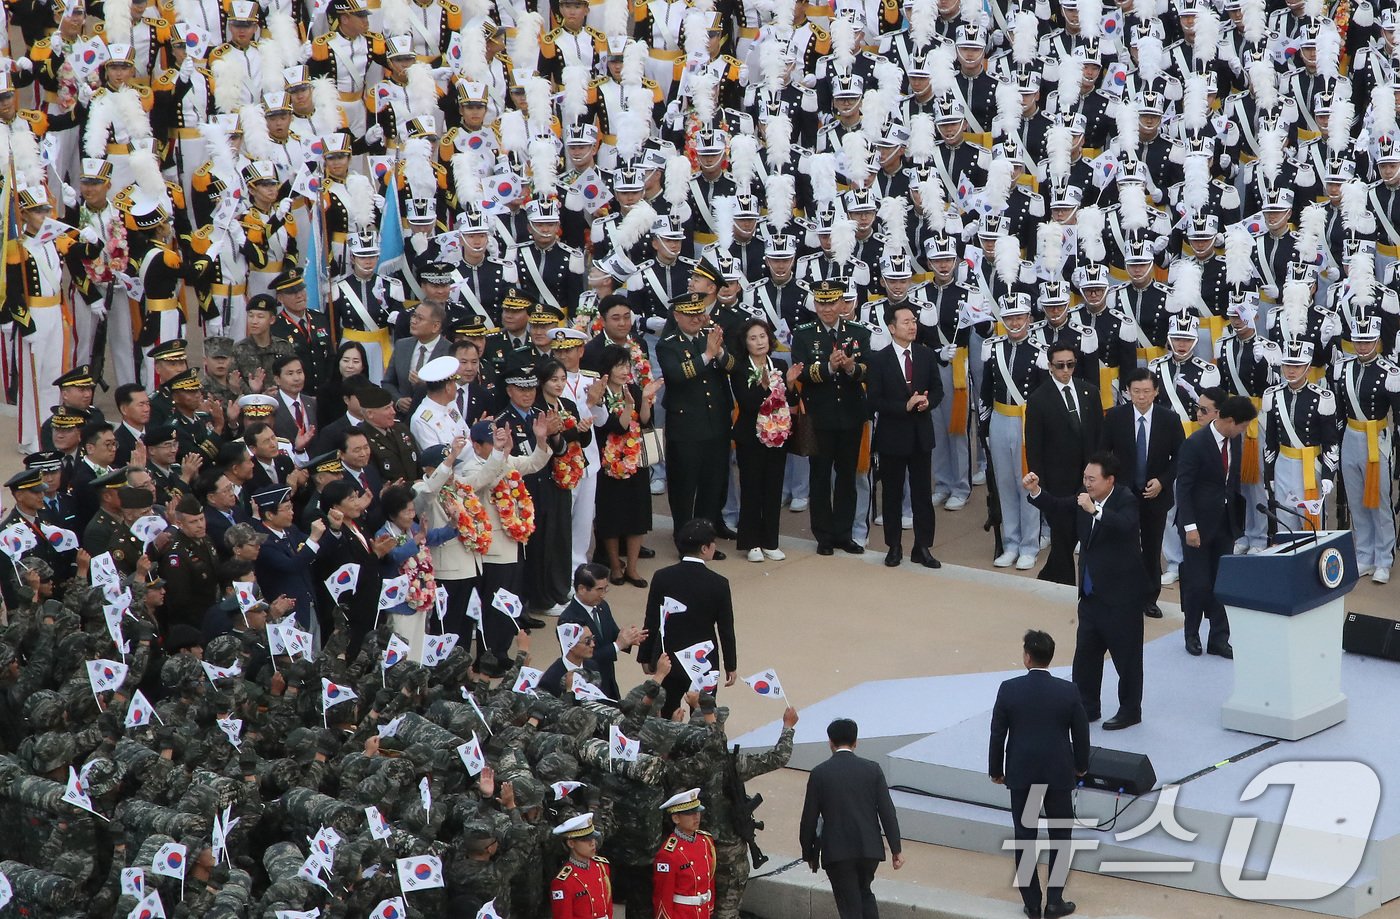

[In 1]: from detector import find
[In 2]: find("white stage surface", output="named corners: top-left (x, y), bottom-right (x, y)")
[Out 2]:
top-left (736, 634), bottom-right (1400, 917)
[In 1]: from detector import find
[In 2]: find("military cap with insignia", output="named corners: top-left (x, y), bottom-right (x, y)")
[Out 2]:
top-left (810, 279), bottom-right (847, 304)
top-left (551, 328), bottom-right (588, 350)
top-left (53, 365), bottom-right (97, 388)
top-left (454, 316), bottom-right (498, 338)
top-left (252, 484), bottom-right (295, 513)
top-left (4, 468), bottom-right (45, 491)
top-left (305, 451), bottom-right (345, 475)
top-left (237, 393), bottom-right (279, 419)
top-left (552, 812), bottom-right (600, 839)
top-left (150, 339), bottom-right (189, 362)
top-left (505, 366), bottom-right (538, 387)
top-left (691, 256), bottom-right (723, 285)
top-left (165, 368), bottom-right (204, 392)
top-left (90, 468), bottom-right (130, 489)
top-left (24, 451), bottom-right (63, 472)
top-left (247, 294), bottom-right (279, 315)
top-left (272, 266), bottom-right (306, 293)
top-left (419, 356), bottom-right (461, 384)
top-left (660, 787), bottom-right (704, 814)
top-left (528, 303), bottom-right (566, 325)
top-left (419, 262), bottom-right (456, 286)
top-left (50, 408), bottom-right (87, 430)
top-left (501, 288), bottom-right (535, 312)
top-left (670, 291), bottom-right (711, 314)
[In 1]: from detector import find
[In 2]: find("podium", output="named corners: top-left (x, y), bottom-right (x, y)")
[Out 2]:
top-left (1215, 530), bottom-right (1358, 741)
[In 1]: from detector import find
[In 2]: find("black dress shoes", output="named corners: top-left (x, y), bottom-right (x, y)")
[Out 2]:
top-left (911, 547), bottom-right (942, 569)
top-left (1023, 907), bottom-right (1042, 919)
top-left (1207, 641), bottom-right (1234, 659)
top-left (639, 546), bottom-right (656, 559)
top-left (838, 540), bottom-right (865, 555)
top-left (1144, 604), bottom-right (1163, 619)
top-left (885, 549), bottom-right (902, 567)
top-left (520, 615), bottom-right (546, 630)
top-left (1185, 634), bottom-right (1203, 656)
top-left (711, 549), bottom-right (727, 561)
top-left (1085, 711), bottom-right (1101, 723)
top-left (1044, 901), bottom-right (1076, 918)
top-left (714, 524), bottom-right (738, 540)
top-left (817, 543), bottom-right (834, 556)
top-left (1103, 711), bottom-right (1142, 731)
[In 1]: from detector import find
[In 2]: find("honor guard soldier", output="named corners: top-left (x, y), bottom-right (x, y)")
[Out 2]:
top-left (1030, 281), bottom-right (1098, 385)
top-left (653, 789), bottom-right (716, 919)
top-left (9, 184), bottom-right (76, 453)
top-left (308, 0), bottom-right (388, 137)
top-left (631, 215), bottom-right (695, 338)
top-left (1264, 338), bottom-right (1340, 531)
top-left (125, 192), bottom-right (186, 389)
top-left (1331, 314), bottom-right (1400, 584)
top-left (332, 230), bottom-right (397, 383)
top-left (551, 812), bottom-right (613, 919)
top-left (516, 197), bottom-right (585, 317)
top-left (1264, 265), bottom-right (1339, 377)
top-left (1076, 264), bottom-right (1141, 410)
top-left (978, 293), bottom-right (1046, 569)
top-left (453, 204), bottom-right (510, 326)
top-left (1216, 291), bottom-right (1277, 552)
top-left (1116, 237), bottom-right (1175, 365)
top-left (750, 234), bottom-right (807, 352)
top-left (271, 267), bottom-right (334, 393)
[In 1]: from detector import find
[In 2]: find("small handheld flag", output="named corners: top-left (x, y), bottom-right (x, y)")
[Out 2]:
top-left (151, 841), bottom-right (187, 880)
top-left (395, 855), bottom-right (444, 892)
top-left (456, 732), bottom-right (486, 776)
top-left (609, 725), bottom-right (639, 762)
top-left (325, 563), bottom-right (361, 601)
top-left (743, 668), bottom-right (786, 698)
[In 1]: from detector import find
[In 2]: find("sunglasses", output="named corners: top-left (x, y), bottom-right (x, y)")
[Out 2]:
top-left (1052, 361), bottom-right (1077, 369)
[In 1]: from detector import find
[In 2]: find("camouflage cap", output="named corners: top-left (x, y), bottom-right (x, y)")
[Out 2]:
top-left (535, 750), bottom-right (580, 783)
top-left (81, 757), bottom-right (123, 797)
top-left (205, 634), bottom-right (242, 667)
top-left (512, 774), bottom-right (547, 809)
top-left (162, 654), bottom-right (204, 690)
top-left (16, 556), bottom-right (53, 581)
top-left (24, 690), bottom-right (65, 731)
top-left (284, 728), bottom-right (319, 763)
top-left (30, 731), bottom-right (76, 773)
top-left (263, 841), bottom-right (305, 882)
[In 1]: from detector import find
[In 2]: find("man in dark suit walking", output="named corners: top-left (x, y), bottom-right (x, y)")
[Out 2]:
top-left (1099, 369), bottom-right (1184, 618)
top-left (989, 630), bottom-right (1090, 919)
top-left (1025, 344), bottom-right (1103, 585)
top-left (638, 518), bottom-right (738, 717)
top-left (799, 718), bottom-right (903, 919)
top-left (1176, 394), bottom-right (1259, 658)
top-left (557, 563), bottom-right (646, 700)
top-left (867, 303), bottom-right (944, 568)
top-left (1024, 453), bottom-right (1149, 728)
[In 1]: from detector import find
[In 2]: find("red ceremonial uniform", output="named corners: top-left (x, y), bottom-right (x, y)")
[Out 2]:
top-left (551, 855), bottom-right (613, 919)
top-left (652, 830), bottom-right (717, 919)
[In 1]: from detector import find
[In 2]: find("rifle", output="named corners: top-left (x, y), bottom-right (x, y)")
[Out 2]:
top-left (724, 743), bottom-right (768, 869)
top-left (88, 280), bottom-right (115, 393)
top-left (976, 409), bottom-right (1004, 559)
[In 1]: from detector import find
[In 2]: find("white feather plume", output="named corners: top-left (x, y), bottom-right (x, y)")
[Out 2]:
top-left (344, 173), bottom-right (375, 231)
top-left (983, 157), bottom-right (1013, 211)
top-left (198, 120), bottom-right (237, 186)
top-left (765, 170), bottom-right (795, 232)
top-left (1224, 223), bottom-right (1254, 286)
top-left (1372, 82), bottom-right (1398, 138)
top-left (1351, 245), bottom-right (1377, 310)
top-left (929, 44), bottom-right (957, 96)
top-left (9, 126), bottom-right (39, 189)
top-left (1281, 279), bottom-right (1310, 341)
top-left (808, 151), bottom-right (838, 202)
top-left (773, 0), bottom-right (795, 30)
top-left (1046, 124), bottom-right (1071, 183)
top-left (1077, 205), bottom-right (1106, 261)
top-left (1115, 93), bottom-right (1139, 148)
top-left (994, 78), bottom-right (1022, 138)
top-left (239, 102), bottom-right (274, 160)
top-left (1193, 8), bottom-right (1220, 63)
top-left (831, 17), bottom-right (856, 68)
top-left (510, 12), bottom-right (545, 73)
top-left (402, 137), bottom-right (437, 199)
top-left (1258, 126), bottom-right (1285, 184)
top-left (1183, 73), bottom-right (1208, 132)
top-left (1296, 203), bottom-right (1326, 264)
top-left (407, 62), bottom-right (438, 119)
top-left (1170, 258), bottom-right (1203, 313)
top-left (1316, 21), bottom-right (1341, 80)
top-left (995, 236), bottom-right (1021, 284)
top-left (623, 40), bottom-right (647, 86)
top-left (212, 56), bottom-right (247, 115)
top-left (460, 0), bottom-right (489, 19)
top-left (1036, 221), bottom-right (1064, 272)
top-left (1080, 0), bottom-right (1102, 39)
top-left (960, 0), bottom-right (980, 23)
top-left (523, 76), bottom-right (554, 136)
top-left (910, 0), bottom-right (936, 48)
top-left (615, 86), bottom-right (652, 160)
top-left (1304, 0), bottom-right (1324, 19)
top-left (1011, 10), bottom-right (1038, 65)
top-left (907, 113), bottom-right (936, 163)
top-left (761, 38), bottom-right (787, 94)
top-left (310, 76), bottom-right (342, 134)
top-left (603, 0), bottom-right (629, 36)
top-left (614, 200), bottom-right (657, 252)
top-left (843, 131), bottom-right (872, 186)
top-left (1341, 178), bottom-right (1376, 233)
top-left (527, 135), bottom-right (558, 198)
top-left (129, 148), bottom-right (167, 205)
top-left (561, 61), bottom-right (590, 125)
top-left (664, 155), bottom-right (691, 208)
top-left (499, 109), bottom-right (528, 154)
top-left (729, 134), bottom-right (760, 194)
top-left (1182, 155), bottom-right (1209, 212)
top-left (684, 11), bottom-right (711, 60)
top-left (381, 0), bottom-right (412, 38)
top-left (105, 0), bottom-right (133, 45)
top-left (830, 211), bottom-right (857, 266)
top-left (691, 71), bottom-right (719, 127)
top-left (879, 195), bottom-right (909, 252)
top-left (1120, 184), bottom-right (1149, 232)
top-left (0, 125), bottom-right (14, 176)
top-left (1137, 37), bottom-right (1164, 85)
top-left (1250, 57), bottom-right (1278, 112)
top-left (917, 174), bottom-right (945, 229)
top-left (270, 11), bottom-right (306, 66)
top-left (1329, 81), bottom-right (1354, 154)
top-left (460, 28), bottom-right (489, 82)
top-left (84, 93), bottom-right (115, 159)
top-left (714, 194), bottom-right (737, 252)
top-left (453, 152), bottom-right (482, 209)
top-left (1242, 0), bottom-right (1266, 42)
top-left (765, 110), bottom-right (792, 165)
top-left (1056, 52), bottom-right (1084, 113)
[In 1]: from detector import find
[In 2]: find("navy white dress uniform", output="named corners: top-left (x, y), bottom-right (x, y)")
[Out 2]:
top-left (409, 355), bottom-right (469, 450)
top-left (1263, 340), bottom-right (1340, 531)
top-left (331, 230), bottom-right (397, 382)
top-left (1215, 295), bottom-right (1278, 552)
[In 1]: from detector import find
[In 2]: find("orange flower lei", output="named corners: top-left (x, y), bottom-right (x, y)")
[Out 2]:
top-left (602, 407), bottom-right (643, 479)
top-left (629, 340), bottom-right (653, 387)
top-left (440, 478), bottom-right (492, 554)
top-left (551, 441), bottom-right (587, 489)
top-left (491, 470), bottom-right (536, 542)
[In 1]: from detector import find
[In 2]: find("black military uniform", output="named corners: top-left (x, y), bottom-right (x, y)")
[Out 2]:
top-left (271, 268), bottom-right (335, 393)
top-left (166, 369), bottom-right (225, 462)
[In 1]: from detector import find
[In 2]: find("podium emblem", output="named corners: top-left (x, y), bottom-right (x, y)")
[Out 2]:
top-left (1318, 547), bottom-right (1345, 589)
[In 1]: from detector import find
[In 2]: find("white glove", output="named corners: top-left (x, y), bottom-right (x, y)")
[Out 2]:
top-left (274, 198), bottom-right (293, 220)
top-left (61, 183), bottom-right (77, 207)
top-left (1078, 325), bottom-right (1099, 354)
top-left (373, 193), bottom-right (386, 211)
top-left (77, 81), bottom-right (93, 105)
top-left (431, 66), bottom-right (455, 79)
top-left (1262, 283), bottom-right (1279, 299)
top-left (226, 222), bottom-right (246, 246)
top-left (737, 64), bottom-right (750, 84)
top-left (15, 58), bottom-right (32, 73)
top-left (409, 233), bottom-right (430, 254)
top-left (645, 315), bottom-right (666, 334)
top-left (802, 73), bottom-right (817, 89)
top-left (79, 225), bottom-right (100, 244)
top-left (365, 123), bottom-right (385, 144)
top-left (939, 343), bottom-right (957, 361)
top-left (89, 301), bottom-right (107, 320)
top-left (178, 55), bottom-right (195, 80)
top-left (959, 221), bottom-right (978, 242)
top-left (1322, 478), bottom-right (1334, 497)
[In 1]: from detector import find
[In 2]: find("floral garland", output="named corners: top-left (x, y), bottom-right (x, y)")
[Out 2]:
top-left (403, 547), bottom-right (436, 614)
top-left (629, 339), bottom-right (653, 387)
top-left (755, 367), bottom-right (793, 448)
top-left (552, 441), bottom-right (587, 489)
top-left (491, 470), bottom-right (536, 542)
top-left (439, 478), bottom-right (492, 554)
top-left (602, 402), bottom-right (643, 479)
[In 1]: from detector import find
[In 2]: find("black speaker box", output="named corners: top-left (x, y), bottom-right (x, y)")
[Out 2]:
top-left (1081, 746), bottom-right (1156, 795)
top-left (1342, 613), bottom-right (1400, 661)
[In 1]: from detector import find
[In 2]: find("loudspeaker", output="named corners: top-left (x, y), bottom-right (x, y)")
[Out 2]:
top-left (1342, 612), bottom-right (1400, 661)
top-left (1081, 746), bottom-right (1156, 795)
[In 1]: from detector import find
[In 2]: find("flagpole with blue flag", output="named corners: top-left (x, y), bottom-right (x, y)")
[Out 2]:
top-left (378, 177), bottom-right (405, 277)
top-left (305, 202), bottom-right (323, 312)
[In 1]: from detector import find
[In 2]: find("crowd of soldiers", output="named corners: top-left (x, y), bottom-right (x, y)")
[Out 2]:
top-left (3, 0), bottom-right (1400, 910)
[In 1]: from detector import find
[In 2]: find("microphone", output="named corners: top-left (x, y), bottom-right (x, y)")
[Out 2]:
top-left (1269, 497), bottom-right (1318, 533)
top-left (1255, 501), bottom-right (1298, 547)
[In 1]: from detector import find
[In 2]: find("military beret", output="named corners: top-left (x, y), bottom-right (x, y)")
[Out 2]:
top-left (175, 494), bottom-right (203, 515)
top-left (142, 424), bottom-right (178, 446)
top-left (357, 385), bottom-right (393, 410)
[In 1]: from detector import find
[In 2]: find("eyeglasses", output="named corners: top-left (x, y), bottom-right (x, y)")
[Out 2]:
top-left (1052, 361), bottom-right (1077, 369)
top-left (580, 637), bottom-right (596, 645)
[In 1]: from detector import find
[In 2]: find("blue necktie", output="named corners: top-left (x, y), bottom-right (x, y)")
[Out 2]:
top-left (1083, 563), bottom-right (1093, 596)
top-left (1136, 416), bottom-right (1148, 488)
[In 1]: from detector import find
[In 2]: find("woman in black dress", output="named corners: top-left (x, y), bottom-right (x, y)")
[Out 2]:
top-left (317, 341), bottom-right (371, 429)
top-left (593, 343), bottom-right (663, 586)
top-left (523, 358), bottom-right (592, 614)
top-left (729, 318), bottom-right (802, 562)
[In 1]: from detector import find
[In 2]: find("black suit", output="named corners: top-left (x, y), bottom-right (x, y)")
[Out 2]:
top-left (1029, 485), bottom-right (1148, 718)
top-left (557, 596), bottom-right (629, 700)
top-left (341, 465), bottom-right (385, 533)
top-left (316, 518), bottom-right (384, 660)
top-left (867, 342), bottom-right (944, 554)
top-left (205, 505), bottom-right (252, 558)
top-left (637, 559), bottom-right (737, 717)
top-left (989, 669), bottom-right (1091, 914)
top-left (1100, 404), bottom-right (1184, 606)
top-left (1175, 423), bottom-right (1244, 649)
top-left (1025, 377), bottom-right (1104, 585)
top-left (248, 454), bottom-right (296, 495)
top-left (799, 749), bottom-right (902, 919)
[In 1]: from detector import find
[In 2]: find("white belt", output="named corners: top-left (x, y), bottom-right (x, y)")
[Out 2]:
top-left (673, 892), bottom-right (713, 905)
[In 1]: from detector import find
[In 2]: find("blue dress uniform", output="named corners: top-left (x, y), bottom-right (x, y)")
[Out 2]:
top-left (270, 268), bottom-right (335, 394)
top-left (1216, 304), bottom-right (1278, 552)
top-left (916, 246), bottom-right (985, 507)
top-left (1263, 340), bottom-right (1341, 532)
top-left (979, 294), bottom-right (1046, 566)
top-left (1330, 319), bottom-right (1400, 581)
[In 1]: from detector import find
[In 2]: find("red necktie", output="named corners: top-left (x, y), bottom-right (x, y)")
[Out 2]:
top-left (903, 348), bottom-right (913, 390)
top-left (1221, 439), bottom-right (1229, 479)
top-left (359, 471), bottom-right (369, 491)
top-left (293, 400), bottom-right (306, 434)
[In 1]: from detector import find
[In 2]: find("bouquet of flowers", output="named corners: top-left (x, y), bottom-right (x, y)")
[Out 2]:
top-left (403, 547), bottom-right (436, 614)
top-left (602, 412), bottom-right (643, 479)
top-left (755, 368), bottom-right (792, 448)
top-left (492, 470), bottom-right (536, 542)
top-left (81, 207), bottom-right (129, 285)
top-left (551, 441), bottom-right (587, 489)
top-left (440, 478), bottom-right (491, 554)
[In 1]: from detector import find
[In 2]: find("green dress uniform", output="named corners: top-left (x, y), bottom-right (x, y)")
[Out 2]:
top-left (158, 531), bottom-right (219, 632)
top-left (363, 420), bottom-right (420, 485)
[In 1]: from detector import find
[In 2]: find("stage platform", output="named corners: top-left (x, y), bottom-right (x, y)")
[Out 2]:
top-left (735, 635), bottom-right (1400, 917)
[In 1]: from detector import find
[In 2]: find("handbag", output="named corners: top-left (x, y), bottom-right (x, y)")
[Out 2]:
top-left (639, 428), bottom-right (666, 467)
top-left (788, 398), bottom-right (818, 457)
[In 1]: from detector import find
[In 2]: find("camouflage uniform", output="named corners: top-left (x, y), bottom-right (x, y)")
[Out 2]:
top-left (233, 336), bottom-right (298, 387)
